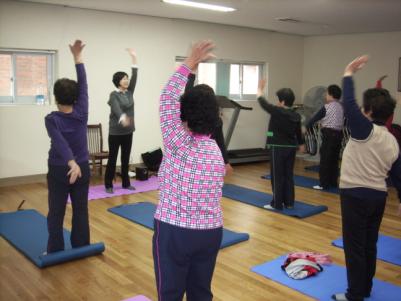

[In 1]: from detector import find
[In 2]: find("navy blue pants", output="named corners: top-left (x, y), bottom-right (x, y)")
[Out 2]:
top-left (270, 146), bottom-right (296, 209)
top-left (47, 162), bottom-right (90, 253)
top-left (340, 192), bottom-right (386, 301)
top-left (319, 128), bottom-right (343, 188)
top-left (152, 219), bottom-right (222, 301)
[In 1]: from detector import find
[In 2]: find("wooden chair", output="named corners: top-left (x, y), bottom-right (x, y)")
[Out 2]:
top-left (87, 124), bottom-right (109, 175)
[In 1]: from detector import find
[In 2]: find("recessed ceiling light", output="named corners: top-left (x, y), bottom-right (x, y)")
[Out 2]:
top-left (162, 0), bottom-right (236, 12)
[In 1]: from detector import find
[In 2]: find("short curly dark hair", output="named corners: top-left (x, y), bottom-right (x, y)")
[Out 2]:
top-left (276, 88), bottom-right (295, 107)
top-left (327, 85), bottom-right (342, 100)
top-left (180, 84), bottom-right (219, 135)
top-left (53, 78), bottom-right (78, 105)
top-left (363, 88), bottom-right (396, 123)
top-left (112, 71), bottom-right (128, 88)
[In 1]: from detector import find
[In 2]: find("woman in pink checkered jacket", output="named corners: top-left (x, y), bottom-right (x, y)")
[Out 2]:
top-left (153, 41), bottom-right (226, 301)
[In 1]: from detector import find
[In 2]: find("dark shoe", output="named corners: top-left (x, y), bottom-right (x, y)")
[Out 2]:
top-left (123, 185), bottom-right (136, 191)
top-left (105, 188), bottom-right (114, 194)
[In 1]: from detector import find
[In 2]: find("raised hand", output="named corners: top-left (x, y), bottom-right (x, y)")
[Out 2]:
top-left (257, 79), bottom-right (267, 97)
top-left (378, 75), bottom-right (388, 82)
top-left (344, 55), bottom-right (369, 76)
top-left (69, 40), bottom-right (85, 64)
top-left (126, 48), bottom-right (137, 64)
top-left (184, 40), bottom-right (216, 71)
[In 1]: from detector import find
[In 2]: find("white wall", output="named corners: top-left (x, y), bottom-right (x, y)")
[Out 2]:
top-left (0, 0), bottom-right (304, 178)
top-left (302, 31), bottom-right (401, 123)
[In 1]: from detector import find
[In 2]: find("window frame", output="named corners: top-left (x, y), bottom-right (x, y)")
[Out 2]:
top-left (175, 56), bottom-right (265, 101)
top-left (0, 48), bottom-right (56, 105)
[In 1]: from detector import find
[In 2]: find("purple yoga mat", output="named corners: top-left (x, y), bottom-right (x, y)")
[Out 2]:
top-left (122, 296), bottom-right (152, 301)
top-left (68, 176), bottom-right (159, 203)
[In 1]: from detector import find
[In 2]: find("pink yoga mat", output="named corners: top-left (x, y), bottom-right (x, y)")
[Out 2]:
top-left (68, 176), bottom-right (159, 202)
top-left (122, 296), bottom-right (152, 301)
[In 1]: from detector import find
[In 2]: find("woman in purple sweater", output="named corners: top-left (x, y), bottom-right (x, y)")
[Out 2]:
top-left (44, 40), bottom-right (90, 253)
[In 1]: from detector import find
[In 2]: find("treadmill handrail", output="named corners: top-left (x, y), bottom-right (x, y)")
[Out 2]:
top-left (216, 95), bottom-right (253, 110)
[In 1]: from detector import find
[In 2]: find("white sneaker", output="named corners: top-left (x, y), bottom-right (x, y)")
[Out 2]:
top-left (313, 185), bottom-right (323, 190)
top-left (263, 204), bottom-right (274, 210)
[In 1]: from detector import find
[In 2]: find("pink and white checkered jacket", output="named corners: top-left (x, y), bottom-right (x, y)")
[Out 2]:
top-left (287, 252), bottom-right (332, 265)
top-left (154, 64), bottom-right (225, 230)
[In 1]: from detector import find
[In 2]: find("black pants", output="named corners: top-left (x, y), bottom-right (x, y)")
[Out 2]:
top-left (340, 192), bottom-right (386, 301)
top-left (47, 162), bottom-right (90, 253)
top-left (153, 219), bottom-right (222, 301)
top-left (270, 146), bottom-right (296, 210)
top-left (104, 133), bottom-right (133, 188)
top-left (319, 128), bottom-right (343, 188)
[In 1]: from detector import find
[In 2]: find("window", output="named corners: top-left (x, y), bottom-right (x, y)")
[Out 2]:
top-left (197, 63), bottom-right (216, 91)
top-left (174, 60), bottom-right (216, 91)
top-left (0, 49), bottom-right (55, 105)
top-left (176, 57), bottom-right (264, 100)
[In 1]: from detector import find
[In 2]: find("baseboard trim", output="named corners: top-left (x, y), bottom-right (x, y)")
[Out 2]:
top-left (0, 174), bottom-right (47, 187)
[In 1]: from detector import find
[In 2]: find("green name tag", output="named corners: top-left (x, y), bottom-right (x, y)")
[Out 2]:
top-left (267, 131), bottom-right (274, 137)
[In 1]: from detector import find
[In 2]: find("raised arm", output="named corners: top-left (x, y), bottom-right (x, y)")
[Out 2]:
top-left (126, 48), bottom-right (138, 94)
top-left (160, 41), bottom-right (215, 151)
top-left (256, 79), bottom-right (280, 115)
top-left (375, 75), bottom-right (387, 88)
top-left (342, 55), bottom-right (372, 140)
top-left (185, 72), bottom-right (196, 93)
top-left (211, 119), bottom-right (229, 163)
top-left (69, 40), bottom-right (88, 120)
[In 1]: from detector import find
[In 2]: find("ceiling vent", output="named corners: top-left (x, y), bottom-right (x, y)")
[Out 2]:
top-left (275, 17), bottom-right (302, 23)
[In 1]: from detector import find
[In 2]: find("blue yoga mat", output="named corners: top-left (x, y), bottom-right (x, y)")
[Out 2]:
top-left (261, 174), bottom-right (339, 194)
top-left (0, 209), bottom-right (105, 268)
top-left (304, 165), bottom-right (320, 172)
top-left (222, 184), bottom-right (327, 218)
top-left (108, 202), bottom-right (249, 249)
top-left (252, 255), bottom-right (401, 301)
top-left (332, 235), bottom-right (401, 267)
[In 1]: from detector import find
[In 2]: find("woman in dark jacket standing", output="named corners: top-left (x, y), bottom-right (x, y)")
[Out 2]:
top-left (104, 48), bottom-right (138, 193)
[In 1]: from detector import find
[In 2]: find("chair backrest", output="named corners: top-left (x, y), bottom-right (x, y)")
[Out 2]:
top-left (87, 124), bottom-right (104, 155)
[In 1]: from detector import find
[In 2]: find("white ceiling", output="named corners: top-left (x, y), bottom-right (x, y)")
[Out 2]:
top-left (16, 0), bottom-right (401, 36)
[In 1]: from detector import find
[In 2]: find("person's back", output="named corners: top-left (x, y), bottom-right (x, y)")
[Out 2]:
top-left (46, 107), bottom-right (88, 165)
top-left (157, 124), bottom-right (225, 229)
top-left (153, 41), bottom-right (225, 301)
top-left (45, 40), bottom-right (90, 254)
top-left (332, 55), bottom-right (401, 301)
top-left (257, 84), bottom-right (304, 210)
top-left (340, 124), bottom-right (399, 192)
top-left (321, 101), bottom-right (344, 130)
top-left (307, 85), bottom-right (344, 190)
top-left (267, 106), bottom-right (302, 147)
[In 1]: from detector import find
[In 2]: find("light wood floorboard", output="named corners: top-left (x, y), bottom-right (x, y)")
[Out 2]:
top-left (1, 159), bottom-right (400, 300)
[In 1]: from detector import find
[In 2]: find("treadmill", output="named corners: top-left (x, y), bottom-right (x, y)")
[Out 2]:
top-left (216, 96), bottom-right (270, 164)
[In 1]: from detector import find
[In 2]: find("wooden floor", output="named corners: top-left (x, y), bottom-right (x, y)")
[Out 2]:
top-left (1, 159), bottom-right (400, 301)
